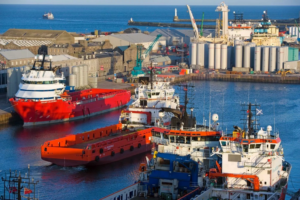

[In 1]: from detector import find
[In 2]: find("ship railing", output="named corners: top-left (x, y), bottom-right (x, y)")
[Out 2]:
top-left (167, 126), bottom-right (217, 132)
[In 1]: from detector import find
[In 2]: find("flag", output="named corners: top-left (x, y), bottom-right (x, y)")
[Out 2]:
top-left (9, 187), bottom-right (17, 193)
top-left (24, 188), bottom-right (32, 195)
top-left (256, 108), bottom-right (263, 116)
top-left (183, 87), bottom-right (187, 91)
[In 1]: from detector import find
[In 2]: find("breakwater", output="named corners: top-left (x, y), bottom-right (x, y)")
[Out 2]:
top-left (128, 21), bottom-right (215, 29)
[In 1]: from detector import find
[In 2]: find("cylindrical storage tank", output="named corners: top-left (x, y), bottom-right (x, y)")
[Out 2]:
top-left (234, 39), bottom-right (243, 46)
top-left (215, 44), bottom-right (221, 69)
top-left (269, 47), bottom-right (276, 72)
top-left (243, 45), bottom-right (250, 68)
top-left (235, 45), bottom-right (242, 68)
top-left (283, 46), bottom-right (288, 62)
top-left (289, 27), bottom-right (292, 36)
top-left (221, 45), bottom-right (227, 70)
top-left (69, 74), bottom-right (77, 88)
top-left (196, 43), bottom-right (205, 68)
top-left (6, 68), bottom-right (12, 98)
top-left (79, 66), bottom-right (84, 87)
top-left (262, 47), bottom-right (269, 72)
top-left (14, 68), bottom-right (20, 94)
top-left (83, 65), bottom-right (88, 86)
top-left (190, 42), bottom-right (197, 67)
top-left (276, 47), bottom-right (284, 71)
top-left (208, 43), bottom-right (214, 69)
top-left (254, 47), bottom-right (261, 72)
top-left (73, 66), bottom-right (80, 87)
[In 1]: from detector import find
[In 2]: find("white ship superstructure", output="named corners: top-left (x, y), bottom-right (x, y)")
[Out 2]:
top-left (193, 103), bottom-right (291, 200)
top-left (120, 75), bottom-right (179, 130)
top-left (43, 12), bottom-right (54, 20)
top-left (15, 55), bottom-right (66, 101)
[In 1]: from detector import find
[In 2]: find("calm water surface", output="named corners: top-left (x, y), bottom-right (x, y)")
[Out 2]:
top-left (0, 81), bottom-right (299, 199)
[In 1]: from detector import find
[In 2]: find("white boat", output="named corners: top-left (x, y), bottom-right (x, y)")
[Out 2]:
top-left (43, 12), bottom-right (54, 20)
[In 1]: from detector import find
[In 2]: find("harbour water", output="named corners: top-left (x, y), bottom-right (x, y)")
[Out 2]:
top-left (0, 81), bottom-right (299, 199)
top-left (0, 5), bottom-right (300, 33)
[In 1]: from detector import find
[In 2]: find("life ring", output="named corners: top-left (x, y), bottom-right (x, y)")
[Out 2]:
top-left (95, 156), bottom-right (100, 162)
top-left (130, 146), bottom-right (134, 151)
top-left (120, 148), bottom-right (124, 154)
top-left (100, 148), bottom-right (103, 154)
top-left (138, 143), bottom-right (141, 148)
top-left (111, 151), bottom-right (115, 157)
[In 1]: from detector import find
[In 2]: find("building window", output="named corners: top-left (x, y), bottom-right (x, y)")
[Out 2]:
top-left (11, 62), bottom-right (14, 66)
top-left (16, 61), bottom-right (18, 65)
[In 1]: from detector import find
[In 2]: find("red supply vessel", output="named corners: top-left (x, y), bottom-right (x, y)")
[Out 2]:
top-left (9, 49), bottom-right (130, 126)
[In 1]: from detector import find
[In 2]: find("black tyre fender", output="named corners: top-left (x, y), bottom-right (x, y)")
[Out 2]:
top-left (120, 148), bottom-right (124, 154)
top-left (95, 156), bottom-right (100, 162)
top-left (111, 151), bottom-right (115, 156)
top-left (138, 143), bottom-right (141, 148)
top-left (130, 146), bottom-right (134, 151)
top-left (100, 148), bottom-right (103, 154)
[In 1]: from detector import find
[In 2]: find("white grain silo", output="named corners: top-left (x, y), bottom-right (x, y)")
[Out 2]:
top-left (221, 44), bottom-right (227, 70)
top-left (276, 47), bottom-right (284, 71)
top-left (269, 47), bottom-right (276, 72)
top-left (190, 42), bottom-right (197, 68)
top-left (6, 68), bottom-right (12, 98)
top-left (262, 47), bottom-right (269, 72)
top-left (69, 74), bottom-right (77, 88)
top-left (243, 45), bottom-right (250, 68)
top-left (197, 43), bottom-right (205, 69)
top-left (79, 66), bottom-right (84, 87)
top-left (73, 66), bottom-right (80, 87)
top-left (215, 44), bottom-right (221, 69)
top-left (14, 68), bottom-right (20, 94)
top-left (83, 65), bottom-right (88, 86)
top-left (283, 46), bottom-right (288, 62)
top-left (235, 45), bottom-right (242, 68)
top-left (254, 47), bottom-right (261, 72)
top-left (208, 43), bottom-right (215, 69)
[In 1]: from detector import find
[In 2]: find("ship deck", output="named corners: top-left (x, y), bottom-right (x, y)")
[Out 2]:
top-left (69, 130), bottom-right (137, 149)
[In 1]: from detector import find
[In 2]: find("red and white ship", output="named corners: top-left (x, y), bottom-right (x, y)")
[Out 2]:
top-left (10, 52), bottom-right (130, 126)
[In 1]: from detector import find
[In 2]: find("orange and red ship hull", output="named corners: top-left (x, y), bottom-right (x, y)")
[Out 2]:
top-left (9, 88), bottom-right (131, 126)
top-left (41, 123), bottom-right (153, 167)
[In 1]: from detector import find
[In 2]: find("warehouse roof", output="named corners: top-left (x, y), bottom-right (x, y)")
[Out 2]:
top-left (111, 33), bottom-right (157, 43)
top-left (2, 29), bottom-right (68, 39)
top-left (150, 29), bottom-right (214, 38)
top-left (0, 39), bottom-right (52, 47)
top-left (92, 33), bottom-right (159, 44)
top-left (0, 49), bottom-right (34, 60)
top-left (117, 46), bottom-right (129, 52)
top-left (51, 54), bottom-right (79, 62)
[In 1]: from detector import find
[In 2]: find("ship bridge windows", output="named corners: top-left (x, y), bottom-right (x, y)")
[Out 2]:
top-left (170, 136), bottom-right (175, 143)
top-left (186, 137), bottom-right (191, 144)
top-left (221, 141), bottom-right (227, 146)
top-left (192, 137), bottom-right (200, 141)
top-left (176, 136), bottom-right (185, 144)
top-left (270, 144), bottom-right (276, 149)
top-left (163, 134), bottom-right (168, 139)
top-left (250, 144), bottom-right (255, 149)
top-left (22, 80), bottom-right (59, 84)
top-left (256, 144), bottom-right (261, 149)
top-left (153, 131), bottom-right (161, 138)
top-left (243, 145), bottom-right (249, 153)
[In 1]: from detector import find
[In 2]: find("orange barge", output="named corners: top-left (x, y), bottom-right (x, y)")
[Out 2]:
top-left (41, 123), bottom-right (153, 167)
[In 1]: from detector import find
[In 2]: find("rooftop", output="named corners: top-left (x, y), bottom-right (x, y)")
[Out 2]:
top-left (0, 49), bottom-right (35, 60)
top-left (2, 29), bottom-right (69, 39)
top-left (51, 54), bottom-right (80, 62)
top-left (150, 28), bottom-right (215, 38)
top-left (0, 39), bottom-right (52, 47)
top-left (111, 33), bottom-right (158, 43)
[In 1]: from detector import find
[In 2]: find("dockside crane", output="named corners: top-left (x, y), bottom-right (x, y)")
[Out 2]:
top-left (187, 5), bottom-right (199, 40)
top-left (200, 12), bottom-right (204, 37)
top-left (131, 34), bottom-right (162, 77)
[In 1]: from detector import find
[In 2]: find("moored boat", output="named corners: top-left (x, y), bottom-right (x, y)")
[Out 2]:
top-left (10, 48), bottom-right (130, 126)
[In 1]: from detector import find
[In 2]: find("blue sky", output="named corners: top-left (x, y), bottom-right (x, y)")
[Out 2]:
top-left (0, 0), bottom-right (300, 5)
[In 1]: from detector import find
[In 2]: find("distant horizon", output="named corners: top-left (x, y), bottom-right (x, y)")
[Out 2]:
top-left (1, 4), bottom-right (300, 6)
